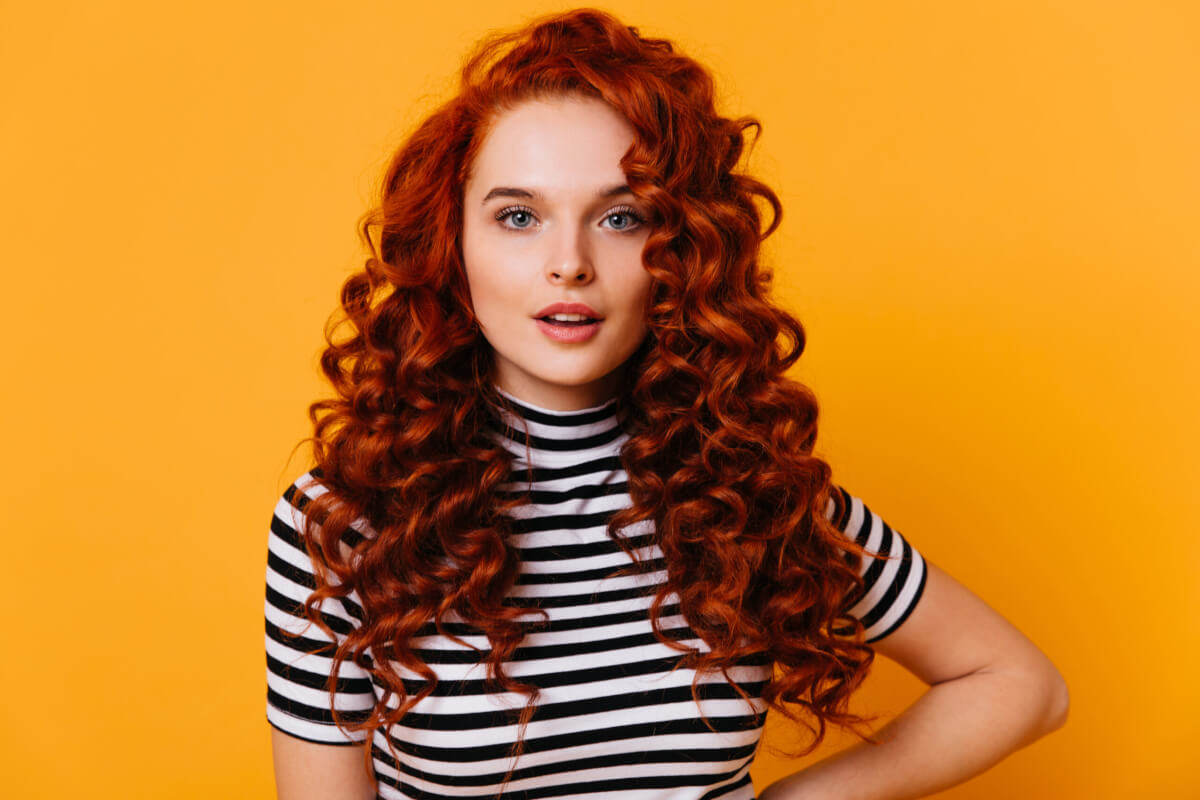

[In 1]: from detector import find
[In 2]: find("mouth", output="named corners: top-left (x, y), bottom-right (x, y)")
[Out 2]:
top-left (534, 313), bottom-right (603, 342)
top-left (537, 313), bottom-right (600, 327)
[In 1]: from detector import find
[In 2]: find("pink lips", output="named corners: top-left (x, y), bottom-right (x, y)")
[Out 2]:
top-left (534, 302), bottom-right (602, 319)
top-left (534, 301), bottom-right (603, 343)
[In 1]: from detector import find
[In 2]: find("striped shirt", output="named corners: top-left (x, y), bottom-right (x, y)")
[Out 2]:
top-left (265, 391), bottom-right (927, 799)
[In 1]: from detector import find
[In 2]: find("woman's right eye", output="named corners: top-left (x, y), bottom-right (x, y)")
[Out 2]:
top-left (495, 205), bottom-right (537, 230)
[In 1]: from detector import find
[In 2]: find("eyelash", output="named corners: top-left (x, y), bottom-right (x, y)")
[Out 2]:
top-left (493, 204), bottom-right (647, 232)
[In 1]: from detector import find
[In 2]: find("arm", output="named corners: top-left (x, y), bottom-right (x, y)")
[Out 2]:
top-left (759, 561), bottom-right (1069, 800)
top-left (271, 730), bottom-right (375, 800)
top-left (265, 475), bottom-right (381, 799)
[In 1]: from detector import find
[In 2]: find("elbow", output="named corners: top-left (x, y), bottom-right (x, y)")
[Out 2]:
top-left (1042, 665), bottom-right (1070, 733)
top-left (1026, 657), bottom-right (1069, 738)
top-left (1002, 653), bottom-right (1069, 741)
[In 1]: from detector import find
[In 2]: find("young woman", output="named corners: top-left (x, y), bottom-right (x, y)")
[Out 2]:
top-left (264, 9), bottom-right (1068, 799)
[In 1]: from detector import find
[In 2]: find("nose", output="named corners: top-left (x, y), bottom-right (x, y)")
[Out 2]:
top-left (545, 225), bottom-right (594, 285)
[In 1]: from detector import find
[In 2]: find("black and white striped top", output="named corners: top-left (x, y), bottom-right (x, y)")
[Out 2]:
top-left (265, 390), bottom-right (927, 799)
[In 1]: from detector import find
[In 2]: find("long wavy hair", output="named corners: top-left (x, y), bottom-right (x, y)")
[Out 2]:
top-left (296, 5), bottom-right (877, 778)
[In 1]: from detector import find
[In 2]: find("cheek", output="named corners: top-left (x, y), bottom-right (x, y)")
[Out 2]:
top-left (462, 239), bottom-right (503, 315)
top-left (463, 257), bottom-right (526, 339)
top-left (466, 271), bottom-right (504, 325)
top-left (625, 270), bottom-right (654, 322)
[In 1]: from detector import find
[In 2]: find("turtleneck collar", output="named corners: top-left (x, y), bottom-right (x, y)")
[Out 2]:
top-left (488, 386), bottom-right (626, 469)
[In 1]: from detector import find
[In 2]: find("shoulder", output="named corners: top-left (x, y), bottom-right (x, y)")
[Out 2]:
top-left (269, 470), bottom-right (373, 557)
top-left (824, 483), bottom-right (929, 643)
top-left (269, 470), bottom-right (325, 550)
top-left (265, 471), bottom-right (370, 620)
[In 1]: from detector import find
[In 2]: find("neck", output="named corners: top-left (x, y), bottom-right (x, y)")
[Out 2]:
top-left (489, 365), bottom-right (625, 412)
top-left (493, 384), bottom-right (619, 416)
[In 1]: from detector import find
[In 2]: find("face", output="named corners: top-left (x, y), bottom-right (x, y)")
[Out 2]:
top-left (461, 94), bottom-right (654, 411)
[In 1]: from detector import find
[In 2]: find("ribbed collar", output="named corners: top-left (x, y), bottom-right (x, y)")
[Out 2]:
top-left (488, 387), bottom-right (626, 469)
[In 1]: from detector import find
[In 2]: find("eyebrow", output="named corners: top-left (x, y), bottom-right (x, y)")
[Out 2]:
top-left (480, 183), bottom-right (633, 204)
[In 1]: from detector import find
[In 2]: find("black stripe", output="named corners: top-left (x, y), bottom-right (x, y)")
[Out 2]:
top-left (266, 687), bottom-right (371, 726)
top-left (394, 680), bottom-right (768, 732)
top-left (851, 499), bottom-right (874, 546)
top-left (371, 740), bottom-right (759, 788)
top-left (267, 652), bottom-right (374, 695)
top-left (281, 481), bottom-right (304, 509)
top-left (382, 713), bottom-right (766, 764)
top-left (491, 420), bottom-right (625, 452)
top-left (503, 582), bottom-right (658, 609)
top-left (516, 558), bottom-right (664, 585)
top-left (502, 455), bottom-right (625, 483)
top-left (497, 481), bottom-right (630, 505)
top-left (831, 485), bottom-right (853, 531)
top-left (497, 397), bottom-right (618, 427)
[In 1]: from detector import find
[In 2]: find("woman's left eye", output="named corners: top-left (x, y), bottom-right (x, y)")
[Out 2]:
top-left (603, 206), bottom-right (646, 231)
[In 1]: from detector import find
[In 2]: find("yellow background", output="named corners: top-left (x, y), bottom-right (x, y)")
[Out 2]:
top-left (2, 1), bottom-right (1196, 797)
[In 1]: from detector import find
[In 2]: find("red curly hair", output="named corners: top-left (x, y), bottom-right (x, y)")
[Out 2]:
top-left (297, 5), bottom-right (876, 776)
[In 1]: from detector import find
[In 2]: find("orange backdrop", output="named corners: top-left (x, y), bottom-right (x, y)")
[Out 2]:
top-left (2, 1), bottom-right (1196, 798)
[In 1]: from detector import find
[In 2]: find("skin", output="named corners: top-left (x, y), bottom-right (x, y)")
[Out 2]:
top-left (269, 735), bottom-right (373, 800)
top-left (270, 93), bottom-right (1069, 799)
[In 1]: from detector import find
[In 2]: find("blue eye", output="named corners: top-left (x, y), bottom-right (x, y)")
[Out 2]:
top-left (495, 205), bottom-right (536, 230)
top-left (604, 206), bottom-right (647, 232)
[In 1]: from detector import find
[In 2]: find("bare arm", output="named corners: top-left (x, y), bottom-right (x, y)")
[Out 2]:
top-left (758, 561), bottom-right (1069, 800)
top-left (271, 728), bottom-right (375, 800)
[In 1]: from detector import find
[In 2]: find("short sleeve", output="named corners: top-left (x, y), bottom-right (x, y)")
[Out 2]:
top-left (824, 485), bottom-right (928, 642)
top-left (264, 472), bottom-right (376, 744)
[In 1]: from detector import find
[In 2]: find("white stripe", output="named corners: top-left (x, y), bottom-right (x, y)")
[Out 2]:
top-left (503, 490), bottom-right (633, 522)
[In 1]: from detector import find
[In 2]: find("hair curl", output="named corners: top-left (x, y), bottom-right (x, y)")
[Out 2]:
top-left (295, 5), bottom-right (877, 782)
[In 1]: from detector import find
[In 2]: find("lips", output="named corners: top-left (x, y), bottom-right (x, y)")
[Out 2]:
top-left (533, 302), bottom-right (603, 343)
top-left (534, 302), bottom-right (602, 321)
top-left (535, 316), bottom-right (602, 342)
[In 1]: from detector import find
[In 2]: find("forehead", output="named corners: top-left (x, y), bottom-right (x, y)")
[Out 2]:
top-left (466, 95), bottom-right (637, 195)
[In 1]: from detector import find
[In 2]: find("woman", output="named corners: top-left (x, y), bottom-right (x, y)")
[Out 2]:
top-left (264, 8), bottom-right (1068, 799)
